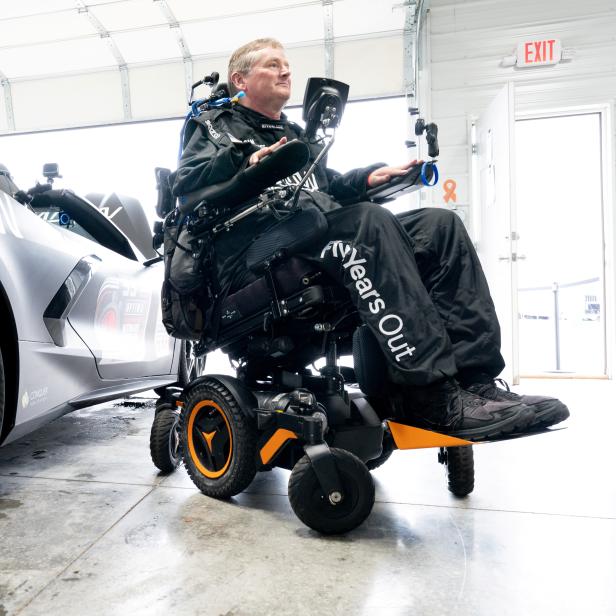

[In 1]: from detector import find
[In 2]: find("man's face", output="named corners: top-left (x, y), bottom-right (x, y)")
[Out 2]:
top-left (238, 47), bottom-right (292, 110)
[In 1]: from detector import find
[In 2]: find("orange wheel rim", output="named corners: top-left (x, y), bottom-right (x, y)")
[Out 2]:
top-left (187, 399), bottom-right (233, 479)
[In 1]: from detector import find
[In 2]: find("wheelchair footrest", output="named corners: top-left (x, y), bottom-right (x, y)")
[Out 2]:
top-left (387, 420), bottom-right (565, 449)
top-left (387, 421), bottom-right (473, 450)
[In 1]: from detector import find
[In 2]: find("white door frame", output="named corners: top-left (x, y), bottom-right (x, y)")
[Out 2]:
top-left (515, 103), bottom-right (615, 379)
top-left (469, 83), bottom-right (519, 383)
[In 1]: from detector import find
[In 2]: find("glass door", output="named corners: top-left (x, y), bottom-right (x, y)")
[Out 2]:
top-left (515, 113), bottom-right (606, 375)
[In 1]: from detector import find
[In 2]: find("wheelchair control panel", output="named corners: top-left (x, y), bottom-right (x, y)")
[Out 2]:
top-left (365, 159), bottom-right (438, 202)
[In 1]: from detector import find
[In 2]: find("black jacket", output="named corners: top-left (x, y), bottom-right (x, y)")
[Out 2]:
top-left (171, 104), bottom-right (384, 291)
top-left (172, 104), bottom-right (382, 203)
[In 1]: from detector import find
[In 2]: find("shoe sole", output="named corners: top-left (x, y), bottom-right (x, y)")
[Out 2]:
top-left (529, 403), bottom-right (570, 431)
top-left (448, 407), bottom-right (535, 442)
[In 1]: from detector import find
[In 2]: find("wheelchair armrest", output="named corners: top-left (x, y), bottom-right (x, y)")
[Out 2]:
top-left (365, 161), bottom-right (436, 203)
top-left (178, 139), bottom-right (310, 214)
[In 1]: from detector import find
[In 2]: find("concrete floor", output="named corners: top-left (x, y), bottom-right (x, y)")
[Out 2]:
top-left (0, 379), bottom-right (614, 616)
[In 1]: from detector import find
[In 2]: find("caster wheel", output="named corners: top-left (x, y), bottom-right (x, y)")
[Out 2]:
top-left (288, 448), bottom-right (375, 534)
top-left (150, 403), bottom-right (181, 473)
top-left (366, 426), bottom-right (395, 471)
top-left (180, 379), bottom-right (257, 499)
top-left (439, 446), bottom-right (474, 497)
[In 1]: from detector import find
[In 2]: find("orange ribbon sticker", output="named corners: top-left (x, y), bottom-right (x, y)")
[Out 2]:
top-left (443, 179), bottom-right (457, 204)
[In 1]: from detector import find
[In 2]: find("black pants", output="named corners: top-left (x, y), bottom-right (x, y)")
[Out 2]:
top-left (299, 203), bottom-right (505, 386)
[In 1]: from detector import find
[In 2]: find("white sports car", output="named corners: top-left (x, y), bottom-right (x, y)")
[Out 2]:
top-left (0, 163), bottom-right (198, 447)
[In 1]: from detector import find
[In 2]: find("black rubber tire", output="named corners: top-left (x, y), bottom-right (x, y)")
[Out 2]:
top-left (179, 379), bottom-right (257, 499)
top-left (150, 405), bottom-right (181, 473)
top-left (288, 448), bottom-right (375, 534)
top-left (366, 448), bottom-right (393, 471)
top-left (0, 346), bottom-right (5, 434)
top-left (444, 446), bottom-right (475, 497)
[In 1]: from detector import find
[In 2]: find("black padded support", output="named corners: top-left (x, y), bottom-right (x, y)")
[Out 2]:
top-left (353, 325), bottom-right (388, 397)
top-left (246, 206), bottom-right (328, 273)
top-left (155, 167), bottom-right (175, 218)
top-left (179, 139), bottom-right (310, 214)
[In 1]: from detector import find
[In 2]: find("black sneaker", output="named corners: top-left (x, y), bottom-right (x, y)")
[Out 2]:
top-left (405, 379), bottom-right (535, 442)
top-left (465, 379), bottom-right (570, 430)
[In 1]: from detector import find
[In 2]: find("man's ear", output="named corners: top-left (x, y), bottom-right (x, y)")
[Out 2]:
top-left (231, 72), bottom-right (246, 93)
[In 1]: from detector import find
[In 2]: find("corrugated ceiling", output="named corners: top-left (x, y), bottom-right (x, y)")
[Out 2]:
top-left (0, 1), bottom-right (415, 132)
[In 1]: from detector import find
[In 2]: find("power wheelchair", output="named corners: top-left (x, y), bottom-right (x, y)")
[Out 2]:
top-left (151, 76), bottom-right (475, 534)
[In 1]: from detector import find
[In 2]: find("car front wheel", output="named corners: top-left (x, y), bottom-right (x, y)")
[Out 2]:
top-left (0, 346), bottom-right (5, 435)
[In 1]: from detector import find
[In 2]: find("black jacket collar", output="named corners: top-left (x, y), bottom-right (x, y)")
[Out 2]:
top-left (235, 104), bottom-right (288, 131)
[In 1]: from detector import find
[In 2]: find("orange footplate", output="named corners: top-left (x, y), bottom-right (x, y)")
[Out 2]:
top-left (387, 421), bottom-right (473, 450)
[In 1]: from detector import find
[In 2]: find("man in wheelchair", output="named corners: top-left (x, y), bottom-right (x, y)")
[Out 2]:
top-left (170, 37), bottom-right (569, 443)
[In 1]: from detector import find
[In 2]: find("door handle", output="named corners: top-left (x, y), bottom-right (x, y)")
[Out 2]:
top-left (499, 254), bottom-right (527, 262)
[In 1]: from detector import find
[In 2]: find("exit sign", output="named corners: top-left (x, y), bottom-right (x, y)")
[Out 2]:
top-left (517, 39), bottom-right (562, 66)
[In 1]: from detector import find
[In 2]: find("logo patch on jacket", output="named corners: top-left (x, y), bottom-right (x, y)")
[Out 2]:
top-left (204, 119), bottom-right (222, 140)
top-left (260, 123), bottom-right (285, 131)
top-left (278, 171), bottom-right (319, 192)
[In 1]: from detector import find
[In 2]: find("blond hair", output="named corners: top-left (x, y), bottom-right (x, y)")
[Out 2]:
top-left (227, 38), bottom-right (284, 95)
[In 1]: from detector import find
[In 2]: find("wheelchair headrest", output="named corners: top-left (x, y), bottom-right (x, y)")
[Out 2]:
top-left (213, 82), bottom-right (230, 99)
top-left (179, 139), bottom-right (310, 214)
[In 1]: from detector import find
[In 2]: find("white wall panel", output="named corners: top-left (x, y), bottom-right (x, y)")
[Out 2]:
top-left (429, 0), bottom-right (616, 376)
top-left (0, 4), bottom-right (409, 132)
top-left (0, 10), bottom-right (96, 48)
top-left (334, 36), bottom-right (403, 99)
top-left (431, 15), bottom-right (616, 63)
top-left (1, 1), bottom-right (76, 19)
top-left (429, 0), bottom-right (616, 208)
top-left (430, 0), bottom-right (614, 34)
top-left (515, 75), bottom-right (616, 112)
top-left (0, 38), bottom-right (117, 80)
top-left (180, 5), bottom-right (324, 57)
top-left (285, 45), bottom-right (328, 105)
top-left (166, 0), bottom-right (297, 21)
top-left (191, 56), bottom-right (235, 90)
top-left (10, 72), bottom-right (124, 131)
top-left (129, 63), bottom-right (187, 120)
top-left (333, 0), bottom-right (405, 37)
top-left (431, 44), bottom-right (616, 92)
top-left (112, 28), bottom-right (182, 64)
top-left (90, 0), bottom-right (167, 31)
top-left (435, 146), bottom-right (467, 174)
top-left (434, 115), bottom-right (468, 147)
top-left (0, 88), bottom-right (8, 132)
